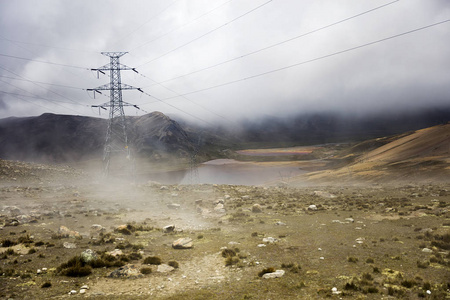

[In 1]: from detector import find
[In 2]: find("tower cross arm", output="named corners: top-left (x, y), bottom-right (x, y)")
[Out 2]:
top-left (91, 63), bottom-right (137, 72)
top-left (87, 83), bottom-right (141, 91)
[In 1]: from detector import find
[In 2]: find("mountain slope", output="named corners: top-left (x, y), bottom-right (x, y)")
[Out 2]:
top-left (305, 123), bottom-right (450, 184)
top-left (0, 112), bottom-right (194, 163)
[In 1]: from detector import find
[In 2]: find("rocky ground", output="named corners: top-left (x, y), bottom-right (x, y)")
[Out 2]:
top-left (0, 158), bottom-right (449, 299)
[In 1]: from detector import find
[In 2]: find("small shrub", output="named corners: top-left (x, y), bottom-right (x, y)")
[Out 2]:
top-left (1, 239), bottom-right (17, 247)
top-left (34, 241), bottom-right (45, 247)
top-left (365, 258), bottom-right (374, 264)
top-left (281, 262), bottom-right (294, 268)
top-left (41, 282), bottom-right (52, 288)
top-left (344, 281), bottom-right (358, 291)
top-left (225, 256), bottom-right (240, 266)
top-left (131, 243), bottom-right (144, 251)
top-left (18, 235), bottom-right (33, 244)
top-left (38, 253), bottom-right (46, 258)
top-left (127, 252), bottom-right (143, 261)
top-left (366, 287), bottom-right (378, 294)
top-left (401, 279), bottom-right (416, 288)
top-left (361, 273), bottom-right (373, 281)
top-left (197, 234), bottom-right (204, 239)
top-left (57, 256), bottom-right (92, 277)
top-left (347, 257), bottom-right (358, 263)
top-left (28, 248), bottom-right (37, 254)
top-left (168, 261), bottom-right (179, 268)
top-left (251, 232), bottom-right (258, 237)
top-left (6, 248), bottom-right (15, 255)
top-left (140, 267), bottom-right (152, 274)
top-left (258, 267), bottom-right (275, 277)
top-left (221, 248), bottom-right (236, 258)
top-left (143, 256), bottom-right (162, 265)
top-left (417, 260), bottom-right (429, 269)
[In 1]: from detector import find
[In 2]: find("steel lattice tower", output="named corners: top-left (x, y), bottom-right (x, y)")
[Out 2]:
top-left (88, 52), bottom-right (141, 177)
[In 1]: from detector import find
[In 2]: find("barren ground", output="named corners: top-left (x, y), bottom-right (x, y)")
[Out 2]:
top-left (0, 158), bottom-right (449, 299)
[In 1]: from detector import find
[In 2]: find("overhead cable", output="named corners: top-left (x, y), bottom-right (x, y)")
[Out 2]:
top-left (137, 0), bottom-right (273, 67)
top-left (131, 0), bottom-right (234, 51)
top-left (159, 19), bottom-right (450, 100)
top-left (152, 0), bottom-right (400, 85)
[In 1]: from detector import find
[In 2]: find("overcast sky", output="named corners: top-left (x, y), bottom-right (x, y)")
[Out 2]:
top-left (0, 0), bottom-right (449, 124)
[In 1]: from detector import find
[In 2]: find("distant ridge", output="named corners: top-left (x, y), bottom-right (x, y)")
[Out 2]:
top-left (0, 112), bottom-right (194, 163)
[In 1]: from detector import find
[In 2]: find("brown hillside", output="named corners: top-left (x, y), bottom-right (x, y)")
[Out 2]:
top-left (365, 123), bottom-right (450, 163)
top-left (303, 123), bottom-right (450, 184)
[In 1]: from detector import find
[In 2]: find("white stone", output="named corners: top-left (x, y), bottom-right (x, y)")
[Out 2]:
top-left (262, 237), bottom-right (277, 244)
top-left (426, 290), bottom-right (431, 295)
top-left (308, 205), bottom-right (318, 211)
top-left (257, 244), bottom-right (266, 247)
top-left (79, 289), bottom-right (86, 294)
top-left (262, 269), bottom-right (285, 279)
top-left (70, 290), bottom-right (77, 295)
top-left (422, 248), bottom-right (433, 253)
top-left (319, 257), bottom-right (324, 260)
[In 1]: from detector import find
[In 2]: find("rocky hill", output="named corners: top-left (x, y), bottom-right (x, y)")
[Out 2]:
top-left (0, 112), bottom-right (194, 163)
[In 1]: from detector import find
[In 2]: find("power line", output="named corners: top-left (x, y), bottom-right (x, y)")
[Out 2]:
top-left (137, 0), bottom-right (273, 67)
top-left (0, 75), bottom-right (84, 90)
top-left (0, 65), bottom-right (88, 108)
top-left (110, 0), bottom-right (179, 49)
top-left (3, 91), bottom-right (60, 114)
top-left (0, 35), bottom-right (97, 53)
top-left (131, 0), bottom-right (234, 51)
top-left (0, 52), bottom-right (88, 69)
top-left (135, 70), bottom-right (233, 123)
top-left (152, 0), bottom-right (401, 85)
top-left (158, 19), bottom-right (450, 100)
top-left (139, 89), bottom-right (214, 126)
top-left (0, 79), bottom-right (86, 114)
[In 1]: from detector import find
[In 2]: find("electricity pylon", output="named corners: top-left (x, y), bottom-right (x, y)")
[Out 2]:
top-left (189, 135), bottom-right (202, 184)
top-left (88, 52), bottom-right (142, 177)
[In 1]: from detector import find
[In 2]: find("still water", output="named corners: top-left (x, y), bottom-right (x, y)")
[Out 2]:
top-left (143, 159), bottom-right (306, 185)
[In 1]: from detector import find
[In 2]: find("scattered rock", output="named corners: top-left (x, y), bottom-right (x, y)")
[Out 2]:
top-left (63, 242), bottom-right (77, 249)
top-left (262, 269), bottom-right (285, 279)
top-left (252, 204), bottom-right (262, 213)
top-left (2, 206), bottom-right (22, 216)
top-left (108, 264), bottom-right (142, 278)
top-left (308, 205), bottom-right (318, 211)
top-left (91, 224), bottom-right (105, 233)
top-left (172, 237), bottom-right (193, 249)
top-left (167, 203), bottom-right (181, 209)
top-left (262, 237), bottom-right (278, 244)
top-left (313, 191), bottom-right (336, 198)
top-left (345, 218), bottom-right (354, 223)
top-left (157, 264), bottom-right (175, 273)
top-left (58, 226), bottom-right (80, 238)
top-left (275, 221), bottom-right (286, 226)
top-left (163, 224), bottom-right (175, 233)
top-left (214, 203), bottom-right (225, 213)
top-left (331, 287), bottom-right (341, 295)
top-left (160, 186), bottom-right (168, 190)
top-left (108, 249), bottom-right (123, 257)
top-left (80, 249), bottom-right (98, 263)
top-left (422, 248), bottom-right (433, 253)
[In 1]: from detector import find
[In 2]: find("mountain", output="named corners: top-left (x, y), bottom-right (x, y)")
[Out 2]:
top-left (305, 123), bottom-right (450, 184)
top-left (0, 112), bottom-right (194, 163)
